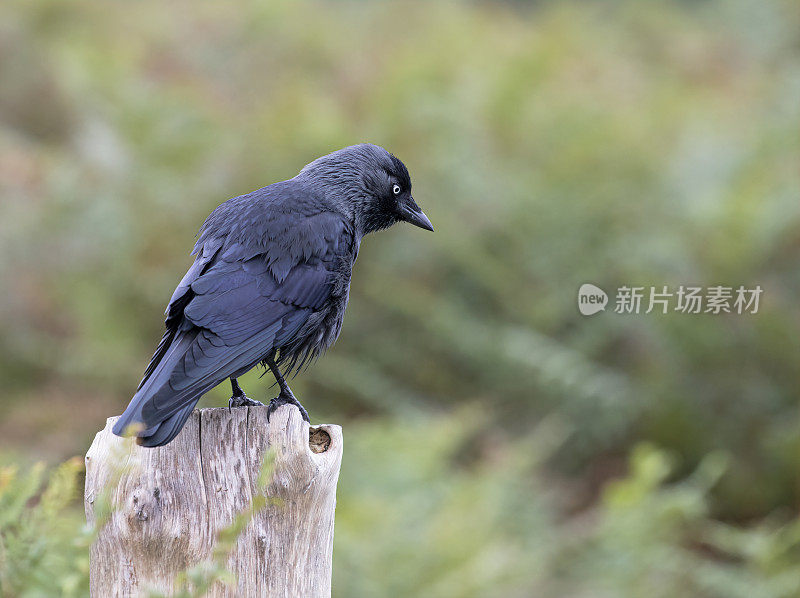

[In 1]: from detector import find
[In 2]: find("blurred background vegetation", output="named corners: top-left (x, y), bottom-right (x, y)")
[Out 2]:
top-left (1, 0), bottom-right (799, 595)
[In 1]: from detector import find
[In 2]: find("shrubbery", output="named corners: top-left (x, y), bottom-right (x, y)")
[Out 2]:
top-left (4, 417), bottom-right (800, 597)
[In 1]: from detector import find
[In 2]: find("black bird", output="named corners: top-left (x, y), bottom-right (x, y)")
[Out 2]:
top-left (112, 144), bottom-right (432, 447)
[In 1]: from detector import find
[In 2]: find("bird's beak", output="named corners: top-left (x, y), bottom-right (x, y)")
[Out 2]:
top-left (399, 198), bottom-right (434, 232)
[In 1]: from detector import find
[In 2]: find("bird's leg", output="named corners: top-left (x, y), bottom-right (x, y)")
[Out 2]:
top-left (228, 377), bottom-right (264, 408)
top-left (265, 355), bottom-right (310, 423)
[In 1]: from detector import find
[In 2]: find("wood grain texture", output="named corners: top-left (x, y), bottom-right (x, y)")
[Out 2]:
top-left (84, 405), bottom-right (342, 597)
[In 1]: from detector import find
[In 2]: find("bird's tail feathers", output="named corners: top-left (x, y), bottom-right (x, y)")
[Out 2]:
top-left (113, 325), bottom-right (277, 446)
top-left (112, 330), bottom-right (199, 439)
top-left (135, 403), bottom-right (198, 447)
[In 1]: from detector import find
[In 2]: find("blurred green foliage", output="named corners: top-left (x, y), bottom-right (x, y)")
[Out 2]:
top-left (7, 419), bottom-right (800, 597)
top-left (1, 0), bottom-right (800, 594)
top-left (0, 458), bottom-right (88, 596)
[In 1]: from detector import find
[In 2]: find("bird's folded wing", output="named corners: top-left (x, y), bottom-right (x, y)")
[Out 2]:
top-left (134, 211), bottom-right (353, 425)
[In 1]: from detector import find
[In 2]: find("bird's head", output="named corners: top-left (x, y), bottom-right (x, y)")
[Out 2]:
top-left (299, 144), bottom-right (433, 236)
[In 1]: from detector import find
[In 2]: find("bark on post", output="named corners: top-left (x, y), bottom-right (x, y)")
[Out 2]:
top-left (84, 405), bottom-right (343, 597)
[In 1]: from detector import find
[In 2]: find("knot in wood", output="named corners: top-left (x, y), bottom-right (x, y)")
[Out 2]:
top-left (309, 427), bottom-right (332, 453)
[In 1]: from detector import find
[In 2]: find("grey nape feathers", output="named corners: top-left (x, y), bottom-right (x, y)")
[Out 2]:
top-left (112, 144), bottom-right (433, 447)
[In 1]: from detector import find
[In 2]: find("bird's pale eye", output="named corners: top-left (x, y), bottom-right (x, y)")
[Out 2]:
top-left (392, 184), bottom-right (401, 195)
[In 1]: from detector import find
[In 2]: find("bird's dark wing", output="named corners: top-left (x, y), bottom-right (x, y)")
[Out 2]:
top-left (113, 208), bottom-right (353, 446)
top-left (137, 239), bottom-right (222, 389)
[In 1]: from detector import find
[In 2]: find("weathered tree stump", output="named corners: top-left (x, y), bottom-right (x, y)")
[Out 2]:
top-left (84, 405), bottom-right (343, 597)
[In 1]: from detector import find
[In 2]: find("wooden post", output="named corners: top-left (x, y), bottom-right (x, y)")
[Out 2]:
top-left (84, 405), bottom-right (343, 597)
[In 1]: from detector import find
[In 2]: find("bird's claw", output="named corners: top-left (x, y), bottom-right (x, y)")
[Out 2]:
top-left (266, 392), bottom-right (310, 423)
top-left (229, 393), bottom-right (264, 408)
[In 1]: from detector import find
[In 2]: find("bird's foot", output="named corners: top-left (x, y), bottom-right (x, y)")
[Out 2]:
top-left (267, 391), bottom-right (310, 423)
top-left (229, 392), bottom-right (264, 408)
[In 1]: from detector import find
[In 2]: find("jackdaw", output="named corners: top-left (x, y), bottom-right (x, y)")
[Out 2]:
top-left (112, 144), bottom-right (433, 447)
